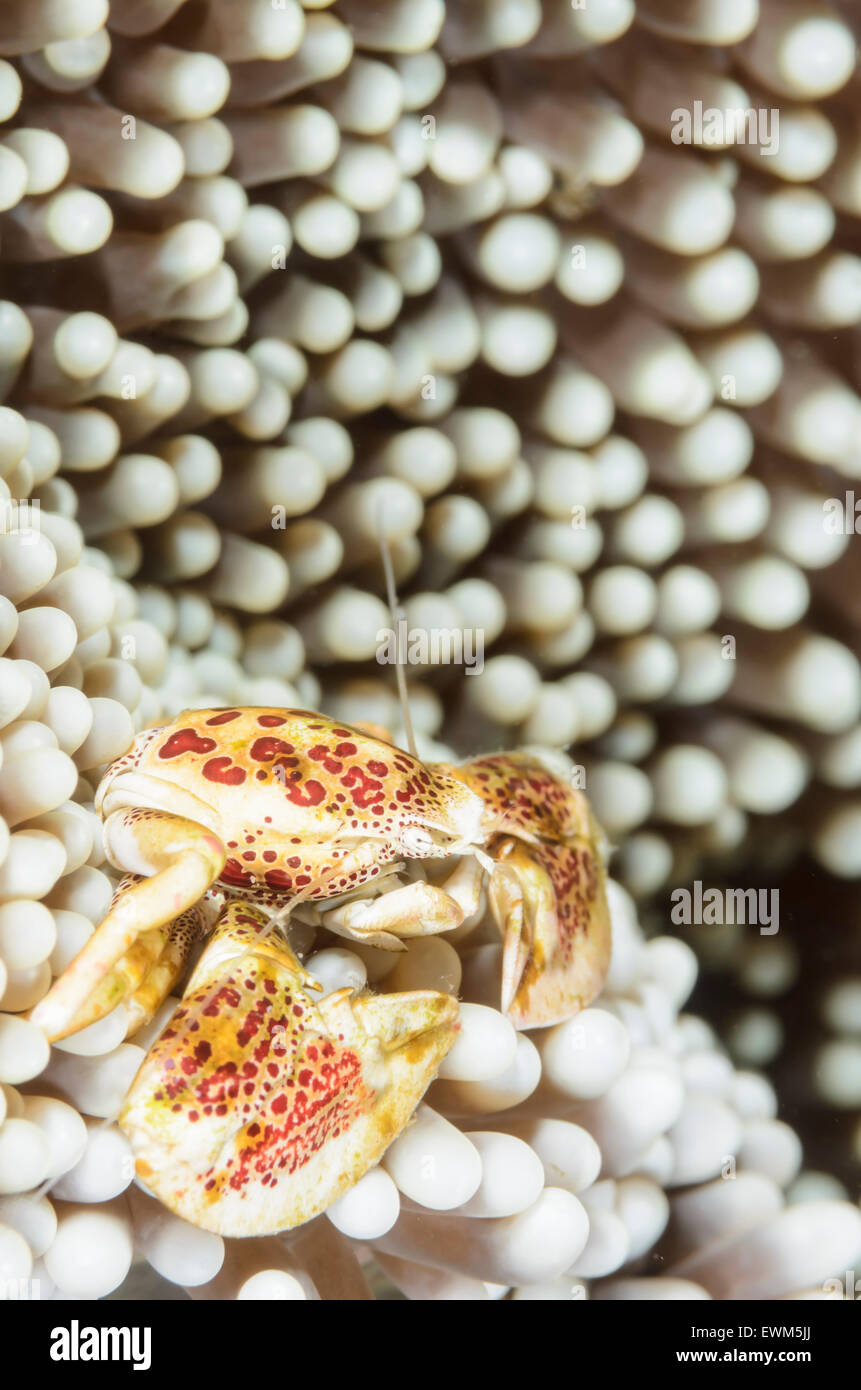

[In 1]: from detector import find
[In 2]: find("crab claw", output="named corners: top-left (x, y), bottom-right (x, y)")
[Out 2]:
top-left (119, 903), bottom-right (458, 1236)
top-left (489, 836), bottom-right (611, 1030)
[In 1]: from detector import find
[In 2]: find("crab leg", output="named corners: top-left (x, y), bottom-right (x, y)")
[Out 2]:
top-left (488, 836), bottom-right (611, 1030)
top-left (30, 808), bottom-right (226, 1042)
top-left (50, 880), bottom-right (211, 1041)
top-left (322, 881), bottom-right (462, 949)
top-left (183, 896), bottom-right (321, 995)
top-left (321, 855), bottom-right (485, 950)
top-left (123, 901), bottom-right (210, 1038)
top-left (490, 843), bottom-right (550, 1017)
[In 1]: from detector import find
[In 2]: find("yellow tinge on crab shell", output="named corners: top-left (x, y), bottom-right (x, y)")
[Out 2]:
top-left (436, 751), bottom-right (612, 1029)
top-left (119, 904), bottom-right (458, 1236)
top-left (31, 706), bottom-right (488, 1044)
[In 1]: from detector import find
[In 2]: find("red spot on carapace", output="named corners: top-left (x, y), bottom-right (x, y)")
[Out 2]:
top-left (341, 765), bottom-right (383, 808)
top-left (258, 715), bottom-right (285, 727)
top-left (206, 711), bottom-right (241, 725)
top-left (158, 728), bottom-right (217, 759)
top-left (285, 779), bottom-right (326, 808)
top-left (203, 757), bottom-right (246, 785)
top-left (308, 745), bottom-right (343, 775)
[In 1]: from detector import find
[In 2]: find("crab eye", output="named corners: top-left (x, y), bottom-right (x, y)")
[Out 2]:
top-left (400, 826), bottom-right (436, 857)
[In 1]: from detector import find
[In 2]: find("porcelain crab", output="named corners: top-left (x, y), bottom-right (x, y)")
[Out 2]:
top-left (30, 707), bottom-right (610, 1234)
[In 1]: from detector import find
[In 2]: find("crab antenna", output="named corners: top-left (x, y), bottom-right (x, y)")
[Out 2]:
top-left (377, 506), bottom-right (419, 761)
